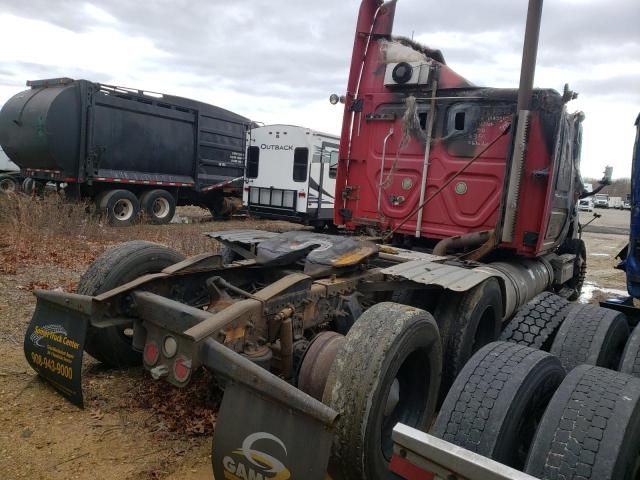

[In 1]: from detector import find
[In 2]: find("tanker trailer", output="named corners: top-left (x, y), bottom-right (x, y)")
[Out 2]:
top-left (0, 78), bottom-right (250, 224)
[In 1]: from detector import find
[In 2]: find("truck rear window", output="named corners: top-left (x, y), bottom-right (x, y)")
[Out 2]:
top-left (293, 148), bottom-right (309, 182)
top-left (246, 146), bottom-right (259, 178)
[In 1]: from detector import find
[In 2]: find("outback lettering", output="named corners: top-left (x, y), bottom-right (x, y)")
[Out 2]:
top-left (260, 144), bottom-right (293, 151)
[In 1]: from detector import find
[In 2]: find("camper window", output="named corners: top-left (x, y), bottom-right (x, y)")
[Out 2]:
top-left (329, 151), bottom-right (338, 179)
top-left (293, 148), bottom-right (309, 182)
top-left (246, 146), bottom-right (259, 178)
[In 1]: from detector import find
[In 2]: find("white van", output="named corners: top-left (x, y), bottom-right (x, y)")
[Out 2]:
top-left (243, 125), bottom-right (339, 229)
top-left (578, 198), bottom-right (593, 212)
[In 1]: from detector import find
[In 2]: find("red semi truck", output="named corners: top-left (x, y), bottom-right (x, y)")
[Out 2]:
top-left (334, 0), bottom-right (583, 262)
top-left (22, 1), bottom-right (640, 480)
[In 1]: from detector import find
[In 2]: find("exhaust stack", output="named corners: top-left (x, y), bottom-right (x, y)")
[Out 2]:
top-left (517, 0), bottom-right (544, 111)
top-left (501, 0), bottom-right (544, 243)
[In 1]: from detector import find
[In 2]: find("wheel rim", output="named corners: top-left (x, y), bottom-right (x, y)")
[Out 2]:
top-left (152, 197), bottom-right (171, 219)
top-left (380, 349), bottom-right (431, 461)
top-left (113, 199), bottom-right (134, 221)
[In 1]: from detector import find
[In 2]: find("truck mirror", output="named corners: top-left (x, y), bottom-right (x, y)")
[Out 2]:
top-left (602, 166), bottom-right (613, 184)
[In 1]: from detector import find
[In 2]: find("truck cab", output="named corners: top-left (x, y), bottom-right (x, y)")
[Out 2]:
top-left (594, 193), bottom-right (609, 208)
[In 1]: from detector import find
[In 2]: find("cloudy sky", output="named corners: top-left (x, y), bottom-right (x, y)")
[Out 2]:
top-left (0, 0), bottom-right (638, 178)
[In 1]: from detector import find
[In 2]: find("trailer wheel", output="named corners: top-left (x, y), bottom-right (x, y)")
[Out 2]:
top-left (550, 304), bottom-right (629, 372)
top-left (22, 177), bottom-right (44, 195)
top-left (139, 189), bottom-right (176, 224)
top-left (558, 238), bottom-right (586, 301)
top-left (499, 292), bottom-right (571, 350)
top-left (432, 341), bottom-right (565, 470)
top-left (323, 302), bottom-right (442, 480)
top-left (435, 278), bottom-right (503, 393)
top-left (620, 325), bottom-right (640, 377)
top-left (525, 365), bottom-right (640, 480)
top-left (22, 177), bottom-right (33, 193)
top-left (78, 241), bottom-right (185, 367)
top-left (0, 176), bottom-right (17, 193)
top-left (99, 189), bottom-right (140, 226)
top-left (206, 192), bottom-right (234, 220)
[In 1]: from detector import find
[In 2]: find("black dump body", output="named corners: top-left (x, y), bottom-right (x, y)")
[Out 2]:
top-left (0, 78), bottom-right (250, 190)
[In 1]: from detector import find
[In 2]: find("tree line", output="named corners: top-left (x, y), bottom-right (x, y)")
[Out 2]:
top-left (583, 177), bottom-right (631, 198)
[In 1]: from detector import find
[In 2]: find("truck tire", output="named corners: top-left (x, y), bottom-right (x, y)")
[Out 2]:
top-left (432, 341), bottom-right (565, 470)
top-left (434, 278), bottom-right (503, 394)
top-left (206, 192), bottom-right (234, 220)
top-left (323, 302), bottom-right (442, 480)
top-left (620, 325), bottom-right (640, 377)
top-left (499, 292), bottom-right (571, 350)
top-left (22, 177), bottom-right (44, 195)
top-left (558, 238), bottom-right (586, 301)
top-left (77, 241), bottom-right (185, 367)
top-left (550, 304), bottom-right (629, 372)
top-left (525, 365), bottom-right (640, 480)
top-left (139, 189), bottom-right (176, 225)
top-left (0, 176), bottom-right (17, 193)
top-left (99, 189), bottom-right (140, 226)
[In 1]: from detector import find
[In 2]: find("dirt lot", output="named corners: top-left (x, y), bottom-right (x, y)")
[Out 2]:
top-left (0, 196), bottom-right (631, 479)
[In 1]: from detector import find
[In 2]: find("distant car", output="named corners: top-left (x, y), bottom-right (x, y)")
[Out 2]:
top-left (578, 199), bottom-right (594, 212)
top-left (624, 201), bottom-right (631, 210)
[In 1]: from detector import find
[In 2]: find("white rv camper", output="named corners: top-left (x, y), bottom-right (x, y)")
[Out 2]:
top-left (0, 146), bottom-right (20, 192)
top-left (243, 125), bottom-right (339, 228)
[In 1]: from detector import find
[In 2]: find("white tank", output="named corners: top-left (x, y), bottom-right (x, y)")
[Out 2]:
top-left (0, 147), bottom-right (18, 172)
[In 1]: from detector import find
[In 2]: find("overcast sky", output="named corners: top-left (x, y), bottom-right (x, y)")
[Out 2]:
top-left (0, 0), bottom-right (638, 178)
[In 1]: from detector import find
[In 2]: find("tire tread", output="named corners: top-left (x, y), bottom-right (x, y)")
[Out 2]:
top-left (500, 292), bottom-right (572, 350)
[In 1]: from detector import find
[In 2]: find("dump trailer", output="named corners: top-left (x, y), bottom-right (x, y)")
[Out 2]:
top-left (243, 124), bottom-right (339, 229)
top-left (0, 78), bottom-right (250, 224)
top-left (0, 146), bottom-right (21, 193)
top-left (23, 1), bottom-right (638, 479)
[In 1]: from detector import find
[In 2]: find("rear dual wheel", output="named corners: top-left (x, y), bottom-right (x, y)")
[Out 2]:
top-left (0, 176), bottom-right (17, 193)
top-left (98, 189), bottom-right (140, 226)
top-left (525, 365), bottom-right (640, 480)
top-left (433, 341), bottom-right (565, 470)
top-left (435, 278), bottom-right (503, 395)
top-left (97, 189), bottom-right (176, 226)
top-left (620, 324), bottom-right (640, 377)
top-left (140, 189), bottom-right (176, 224)
top-left (550, 303), bottom-right (629, 372)
top-left (500, 292), bottom-right (572, 351)
top-left (323, 302), bottom-right (442, 480)
top-left (78, 241), bottom-right (185, 367)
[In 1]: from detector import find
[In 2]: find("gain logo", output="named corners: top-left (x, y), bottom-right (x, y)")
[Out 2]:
top-left (30, 324), bottom-right (68, 348)
top-left (223, 432), bottom-right (291, 480)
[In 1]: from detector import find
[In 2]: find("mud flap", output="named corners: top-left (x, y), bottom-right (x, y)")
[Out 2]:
top-left (212, 382), bottom-right (334, 480)
top-left (23, 292), bottom-right (90, 407)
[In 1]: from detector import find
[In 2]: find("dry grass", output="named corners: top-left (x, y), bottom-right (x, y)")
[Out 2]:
top-left (0, 193), bottom-right (215, 274)
top-left (0, 192), bottom-right (304, 275)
